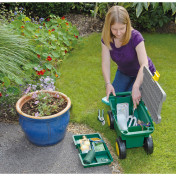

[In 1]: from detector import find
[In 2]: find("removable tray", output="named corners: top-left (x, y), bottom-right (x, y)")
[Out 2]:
top-left (72, 133), bottom-right (113, 168)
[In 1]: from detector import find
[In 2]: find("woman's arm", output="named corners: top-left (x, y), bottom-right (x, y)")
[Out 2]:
top-left (101, 42), bottom-right (116, 100)
top-left (132, 41), bottom-right (148, 109)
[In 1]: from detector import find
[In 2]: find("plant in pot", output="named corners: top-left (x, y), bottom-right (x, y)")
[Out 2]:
top-left (16, 77), bottom-right (71, 146)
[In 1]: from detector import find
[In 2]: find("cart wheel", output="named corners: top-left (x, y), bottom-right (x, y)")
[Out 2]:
top-left (116, 137), bottom-right (126, 159)
top-left (107, 110), bottom-right (114, 129)
top-left (144, 136), bottom-right (154, 154)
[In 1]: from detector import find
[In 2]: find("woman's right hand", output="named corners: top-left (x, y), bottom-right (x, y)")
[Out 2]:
top-left (106, 83), bottom-right (116, 100)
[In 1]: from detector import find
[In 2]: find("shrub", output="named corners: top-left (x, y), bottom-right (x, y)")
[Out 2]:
top-left (130, 4), bottom-right (172, 32)
top-left (2, 2), bottom-right (74, 18)
top-left (8, 12), bottom-right (79, 80)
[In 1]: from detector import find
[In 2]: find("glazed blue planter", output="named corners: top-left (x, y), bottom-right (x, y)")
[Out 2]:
top-left (16, 90), bottom-right (71, 146)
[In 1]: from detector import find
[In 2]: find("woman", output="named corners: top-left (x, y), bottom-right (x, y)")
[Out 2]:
top-left (101, 6), bottom-right (156, 109)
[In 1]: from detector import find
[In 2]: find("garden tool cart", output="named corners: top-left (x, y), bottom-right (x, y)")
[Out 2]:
top-left (103, 66), bottom-right (166, 159)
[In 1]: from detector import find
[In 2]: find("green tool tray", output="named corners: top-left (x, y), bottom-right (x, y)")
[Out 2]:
top-left (72, 133), bottom-right (113, 168)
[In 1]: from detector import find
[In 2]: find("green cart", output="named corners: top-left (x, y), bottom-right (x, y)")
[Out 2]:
top-left (103, 66), bottom-right (166, 159)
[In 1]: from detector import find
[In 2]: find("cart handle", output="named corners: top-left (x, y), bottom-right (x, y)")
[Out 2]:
top-left (109, 91), bottom-right (132, 97)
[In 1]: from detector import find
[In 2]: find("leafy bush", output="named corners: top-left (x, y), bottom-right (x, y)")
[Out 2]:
top-left (2, 2), bottom-right (96, 18)
top-left (2, 2), bottom-right (74, 18)
top-left (129, 5), bottom-right (172, 32)
top-left (71, 2), bottom-right (95, 14)
top-left (8, 12), bottom-right (79, 80)
top-left (0, 24), bottom-right (39, 119)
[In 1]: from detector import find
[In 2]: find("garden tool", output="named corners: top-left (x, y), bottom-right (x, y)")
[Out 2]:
top-left (127, 115), bottom-right (137, 127)
top-left (98, 109), bottom-right (105, 125)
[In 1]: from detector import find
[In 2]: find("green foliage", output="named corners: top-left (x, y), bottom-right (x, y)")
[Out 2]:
top-left (2, 2), bottom-right (96, 18)
top-left (130, 5), bottom-right (171, 32)
top-left (8, 12), bottom-right (79, 80)
top-left (90, 2), bottom-right (109, 19)
top-left (0, 24), bottom-right (38, 118)
top-left (0, 25), bottom-right (38, 84)
top-left (0, 3), bottom-right (9, 23)
top-left (88, 2), bottom-right (175, 32)
top-left (71, 2), bottom-right (95, 14)
top-left (27, 91), bottom-right (65, 117)
top-left (133, 2), bottom-right (176, 18)
top-left (2, 2), bottom-right (176, 32)
top-left (0, 84), bottom-right (21, 118)
top-left (2, 2), bottom-right (74, 18)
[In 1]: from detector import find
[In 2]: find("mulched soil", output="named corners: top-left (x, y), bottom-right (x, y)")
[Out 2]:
top-left (156, 21), bottom-right (176, 33)
top-left (22, 97), bottom-right (67, 116)
top-left (65, 13), bottom-right (104, 36)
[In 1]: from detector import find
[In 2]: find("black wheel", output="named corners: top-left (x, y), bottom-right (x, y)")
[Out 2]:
top-left (107, 110), bottom-right (114, 129)
top-left (116, 137), bottom-right (126, 159)
top-left (144, 136), bottom-right (154, 154)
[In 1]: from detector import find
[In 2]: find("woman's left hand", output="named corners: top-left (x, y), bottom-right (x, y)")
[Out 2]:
top-left (132, 86), bottom-right (141, 109)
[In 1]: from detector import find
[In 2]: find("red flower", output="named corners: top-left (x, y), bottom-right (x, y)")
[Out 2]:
top-left (0, 92), bottom-right (2, 97)
top-left (36, 70), bottom-right (45, 76)
top-left (37, 54), bottom-right (40, 58)
top-left (66, 23), bottom-right (69, 26)
top-left (51, 28), bottom-right (55, 31)
top-left (74, 34), bottom-right (78, 39)
top-left (47, 18), bottom-right (50, 21)
top-left (36, 71), bottom-right (40, 75)
top-left (48, 30), bottom-right (51, 32)
top-left (40, 70), bottom-right (44, 75)
top-left (65, 50), bottom-right (67, 54)
top-left (47, 56), bottom-right (52, 61)
top-left (61, 16), bottom-right (65, 20)
top-left (21, 26), bottom-right (24, 29)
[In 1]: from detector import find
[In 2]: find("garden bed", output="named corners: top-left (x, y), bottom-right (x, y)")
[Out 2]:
top-left (64, 13), bottom-right (104, 36)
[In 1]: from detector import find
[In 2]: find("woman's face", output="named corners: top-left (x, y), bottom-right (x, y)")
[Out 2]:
top-left (111, 22), bottom-right (126, 40)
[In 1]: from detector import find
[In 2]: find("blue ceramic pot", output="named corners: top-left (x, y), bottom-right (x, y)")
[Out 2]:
top-left (16, 90), bottom-right (71, 146)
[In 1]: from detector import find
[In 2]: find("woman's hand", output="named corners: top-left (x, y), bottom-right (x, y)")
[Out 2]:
top-left (106, 83), bottom-right (116, 100)
top-left (132, 85), bottom-right (141, 109)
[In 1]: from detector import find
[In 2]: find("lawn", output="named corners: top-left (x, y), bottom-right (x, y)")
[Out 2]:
top-left (56, 32), bottom-right (176, 174)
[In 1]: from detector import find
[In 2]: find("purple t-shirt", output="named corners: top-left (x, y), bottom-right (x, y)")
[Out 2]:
top-left (101, 29), bottom-right (156, 76)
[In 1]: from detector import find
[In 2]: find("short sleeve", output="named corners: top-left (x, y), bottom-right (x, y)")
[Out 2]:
top-left (132, 30), bottom-right (144, 48)
top-left (101, 38), bottom-right (105, 44)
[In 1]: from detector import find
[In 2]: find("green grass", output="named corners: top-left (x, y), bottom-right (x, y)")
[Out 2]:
top-left (56, 32), bottom-right (176, 174)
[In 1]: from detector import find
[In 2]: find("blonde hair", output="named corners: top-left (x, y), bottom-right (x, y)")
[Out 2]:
top-left (102, 6), bottom-right (132, 50)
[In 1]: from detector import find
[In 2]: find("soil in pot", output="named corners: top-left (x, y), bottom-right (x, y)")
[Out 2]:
top-left (22, 96), bottom-right (67, 117)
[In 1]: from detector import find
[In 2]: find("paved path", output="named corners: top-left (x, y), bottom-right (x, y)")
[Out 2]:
top-left (0, 123), bottom-right (112, 174)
